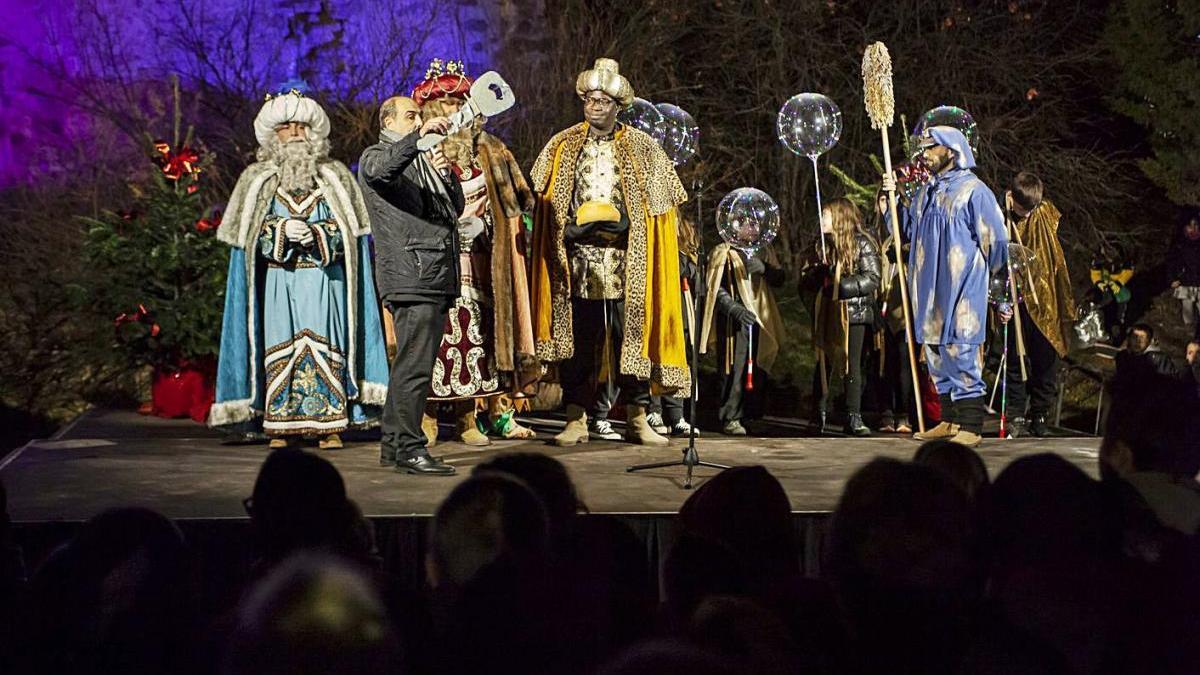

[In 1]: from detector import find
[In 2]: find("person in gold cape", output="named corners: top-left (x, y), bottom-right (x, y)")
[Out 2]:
top-left (699, 242), bottom-right (786, 436)
top-left (528, 58), bottom-right (690, 447)
top-left (1002, 171), bottom-right (1076, 437)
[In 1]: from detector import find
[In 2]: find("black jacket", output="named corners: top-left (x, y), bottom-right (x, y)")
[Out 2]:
top-left (837, 233), bottom-right (882, 326)
top-left (358, 132), bottom-right (465, 304)
top-left (715, 250), bottom-right (784, 323)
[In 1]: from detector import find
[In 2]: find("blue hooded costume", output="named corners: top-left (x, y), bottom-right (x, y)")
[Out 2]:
top-left (208, 93), bottom-right (389, 434)
top-left (889, 126), bottom-right (1008, 401)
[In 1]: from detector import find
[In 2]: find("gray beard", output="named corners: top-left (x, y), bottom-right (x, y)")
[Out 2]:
top-left (258, 137), bottom-right (329, 192)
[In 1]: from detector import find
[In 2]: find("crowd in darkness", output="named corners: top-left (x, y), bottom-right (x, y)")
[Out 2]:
top-left (0, 354), bottom-right (1196, 675)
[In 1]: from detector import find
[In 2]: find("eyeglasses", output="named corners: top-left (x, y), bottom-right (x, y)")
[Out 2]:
top-left (582, 96), bottom-right (616, 109)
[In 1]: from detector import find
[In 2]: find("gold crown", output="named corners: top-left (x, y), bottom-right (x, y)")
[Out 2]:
top-left (425, 58), bottom-right (467, 81)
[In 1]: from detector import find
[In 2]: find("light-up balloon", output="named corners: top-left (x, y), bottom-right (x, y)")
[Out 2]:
top-left (716, 188), bottom-right (780, 255)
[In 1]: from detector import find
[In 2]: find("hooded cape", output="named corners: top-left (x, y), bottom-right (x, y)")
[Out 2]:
top-left (208, 160), bottom-right (389, 427)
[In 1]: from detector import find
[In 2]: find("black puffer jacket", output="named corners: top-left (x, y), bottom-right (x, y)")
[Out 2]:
top-left (837, 233), bottom-right (882, 326)
top-left (358, 132), bottom-right (465, 304)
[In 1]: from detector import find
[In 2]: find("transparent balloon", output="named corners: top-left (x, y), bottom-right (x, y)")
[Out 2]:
top-left (777, 93), bottom-right (842, 158)
top-left (989, 243), bottom-right (1038, 303)
top-left (716, 188), bottom-right (780, 255)
top-left (617, 97), bottom-right (666, 145)
top-left (911, 105), bottom-right (978, 157)
top-left (988, 275), bottom-right (1012, 304)
top-left (1007, 243), bottom-right (1036, 275)
top-left (656, 103), bottom-right (699, 166)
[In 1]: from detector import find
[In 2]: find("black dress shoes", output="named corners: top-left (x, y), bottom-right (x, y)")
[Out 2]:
top-left (395, 454), bottom-right (457, 475)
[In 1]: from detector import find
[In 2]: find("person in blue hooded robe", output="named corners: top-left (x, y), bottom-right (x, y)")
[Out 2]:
top-left (883, 125), bottom-right (1008, 447)
top-left (209, 92), bottom-right (389, 449)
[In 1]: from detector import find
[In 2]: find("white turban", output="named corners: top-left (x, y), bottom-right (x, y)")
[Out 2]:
top-left (253, 92), bottom-right (331, 147)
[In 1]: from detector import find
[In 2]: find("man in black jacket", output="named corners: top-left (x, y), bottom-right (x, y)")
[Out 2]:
top-left (358, 96), bottom-right (462, 475)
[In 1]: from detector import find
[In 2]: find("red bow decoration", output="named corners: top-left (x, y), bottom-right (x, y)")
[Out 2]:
top-left (153, 141), bottom-right (201, 181)
top-left (114, 304), bottom-right (161, 337)
top-left (195, 212), bottom-right (221, 233)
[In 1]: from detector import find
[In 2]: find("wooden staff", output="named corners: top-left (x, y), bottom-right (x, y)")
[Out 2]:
top-left (862, 42), bottom-right (925, 432)
top-left (1004, 223), bottom-right (1029, 382)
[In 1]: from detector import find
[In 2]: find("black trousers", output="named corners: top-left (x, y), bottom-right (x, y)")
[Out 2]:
top-left (880, 327), bottom-right (915, 423)
top-left (814, 323), bottom-right (868, 416)
top-left (382, 300), bottom-right (447, 459)
top-left (1004, 305), bottom-right (1061, 419)
top-left (717, 321), bottom-right (766, 425)
top-left (562, 297), bottom-right (649, 411)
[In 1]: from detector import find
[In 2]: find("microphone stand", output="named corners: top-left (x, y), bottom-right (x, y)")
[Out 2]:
top-left (627, 178), bottom-right (731, 489)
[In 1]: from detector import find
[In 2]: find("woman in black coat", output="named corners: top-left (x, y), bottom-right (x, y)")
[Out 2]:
top-left (809, 198), bottom-right (882, 436)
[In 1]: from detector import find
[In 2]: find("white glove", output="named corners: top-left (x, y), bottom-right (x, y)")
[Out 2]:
top-left (284, 219), bottom-right (313, 245)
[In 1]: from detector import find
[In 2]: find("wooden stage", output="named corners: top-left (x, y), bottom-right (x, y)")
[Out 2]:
top-left (3, 408), bottom-right (1100, 523)
top-left (0, 409), bottom-right (1101, 588)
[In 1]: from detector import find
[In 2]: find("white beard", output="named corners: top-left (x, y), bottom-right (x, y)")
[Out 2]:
top-left (258, 137), bottom-right (330, 192)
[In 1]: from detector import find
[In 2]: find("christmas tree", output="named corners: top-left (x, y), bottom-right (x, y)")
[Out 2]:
top-left (80, 78), bottom-right (227, 373)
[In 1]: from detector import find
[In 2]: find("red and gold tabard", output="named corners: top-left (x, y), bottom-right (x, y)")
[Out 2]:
top-left (429, 164), bottom-right (504, 399)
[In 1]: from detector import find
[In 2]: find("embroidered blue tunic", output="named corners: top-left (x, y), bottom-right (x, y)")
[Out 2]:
top-left (258, 188), bottom-right (353, 435)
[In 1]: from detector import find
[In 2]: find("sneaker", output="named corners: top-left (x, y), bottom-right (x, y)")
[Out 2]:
top-left (1029, 415), bottom-right (1049, 437)
top-left (1006, 417), bottom-right (1028, 439)
top-left (645, 411), bottom-right (669, 434)
top-left (589, 418), bottom-right (622, 441)
top-left (670, 419), bottom-right (699, 437)
top-left (721, 420), bottom-right (748, 436)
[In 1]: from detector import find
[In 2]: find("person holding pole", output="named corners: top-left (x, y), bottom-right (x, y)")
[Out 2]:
top-left (1001, 171), bottom-right (1076, 437)
top-left (880, 126), bottom-right (1009, 447)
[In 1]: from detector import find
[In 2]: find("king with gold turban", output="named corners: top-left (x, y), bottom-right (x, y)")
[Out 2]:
top-left (529, 58), bottom-right (690, 447)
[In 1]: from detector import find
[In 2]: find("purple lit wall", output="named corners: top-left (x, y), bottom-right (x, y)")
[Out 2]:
top-left (0, 0), bottom-right (499, 185)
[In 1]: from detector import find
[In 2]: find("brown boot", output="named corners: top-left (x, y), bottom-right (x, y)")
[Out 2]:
top-left (456, 402), bottom-right (490, 447)
top-left (553, 404), bottom-right (589, 446)
top-left (914, 421), bottom-right (960, 441)
top-left (948, 429), bottom-right (982, 447)
top-left (318, 434), bottom-right (343, 450)
top-left (422, 412), bottom-right (439, 449)
top-left (625, 404), bottom-right (669, 446)
top-left (914, 394), bottom-right (958, 440)
top-left (948, 395), bottom-right (985, 448)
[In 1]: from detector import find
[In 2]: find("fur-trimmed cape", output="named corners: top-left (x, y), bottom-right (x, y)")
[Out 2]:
top-left (528, 123), bottom-right (691, 394)
top-left (208, 159), bottom-right (389, 427)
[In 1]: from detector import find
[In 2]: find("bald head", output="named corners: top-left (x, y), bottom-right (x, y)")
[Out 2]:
top-left (380, 96), bottom-right (421, 135)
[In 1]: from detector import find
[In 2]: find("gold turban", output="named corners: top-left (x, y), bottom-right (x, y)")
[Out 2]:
top-left (575, 58), bottom-right (634, 107)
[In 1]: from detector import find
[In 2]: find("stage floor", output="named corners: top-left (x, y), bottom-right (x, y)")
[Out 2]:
top-left (1, 409), bottom-right (1101, 523)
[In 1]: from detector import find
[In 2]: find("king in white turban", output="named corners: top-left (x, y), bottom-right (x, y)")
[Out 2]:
top-left (209, 91), bottom-right (389, 449)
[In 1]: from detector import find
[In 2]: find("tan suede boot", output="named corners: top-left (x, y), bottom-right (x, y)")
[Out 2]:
top-left (553, 404), bottom-right (589, 446)
top-left (948, 429), bottom-right (982, 447)
top-left (625, 404), bottom-right (669, 446)
top-left (914, 394), bottom-right (958, 440)
top-left (456, 401), bottom-right (490, 446)
top-left (422, 412), bottom-right (439, 449)
top-left (914, 421), bottom-right (960, 441)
